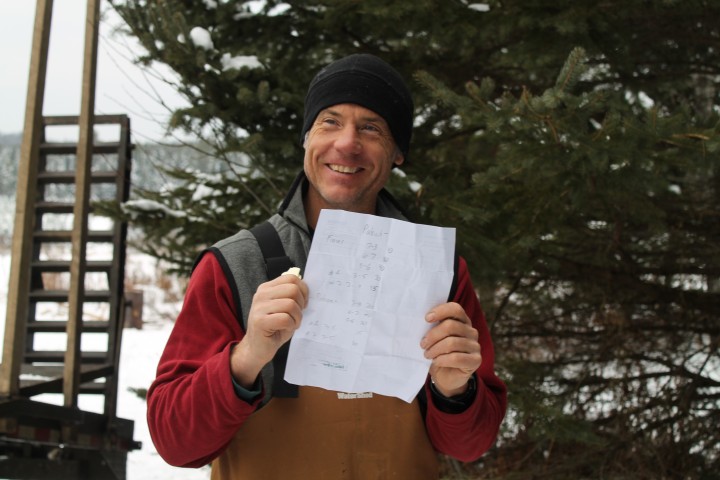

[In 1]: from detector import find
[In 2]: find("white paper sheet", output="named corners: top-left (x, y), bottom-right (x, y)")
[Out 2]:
top-left (284, 209), bottom-right (455, 402)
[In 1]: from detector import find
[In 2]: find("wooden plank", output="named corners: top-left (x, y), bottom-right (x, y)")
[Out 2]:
top-left (33, 230), bottom-right (115, 242)
top-left (43, 114), bottom-right (129, 126)
top-left (104, 116), bottom-right (133, 419)
top-left (0, 398), bottom-right (139, 449)
top-left (29, 290), bottom-right (112, 302)
top-left (34, 201), bottom-right (74, 214)
top-left (31, 259), bottom-right (113, 272)
top-left (27, 320), bottom-right (110, 333)
top-left (39, 142), bottom-right (120, 155)
top-left (64, 0), bottom-right (101, 410)
top-left (0, 0), bottom-right (54, 397)
top-left (0, 398), bottom-right (85, 423)
top-left (19, 364), bottom-right (114, 397)
top-left (37, 171), bottom-right (118, 184)
top-left (27, 351), bottom-right (108, 364)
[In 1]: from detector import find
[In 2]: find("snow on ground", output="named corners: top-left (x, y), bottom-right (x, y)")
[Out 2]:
top-left (0, 248), bottom-right (210, 479)
top-left (120, 323), bottom-right (210, 480)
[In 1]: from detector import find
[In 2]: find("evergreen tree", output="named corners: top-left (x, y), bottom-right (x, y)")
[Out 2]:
top-left (108, 1), bottom-right (720, 478)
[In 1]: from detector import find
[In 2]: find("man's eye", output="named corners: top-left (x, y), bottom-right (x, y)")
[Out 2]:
top-left (361, 124), bottom-right (381, 133)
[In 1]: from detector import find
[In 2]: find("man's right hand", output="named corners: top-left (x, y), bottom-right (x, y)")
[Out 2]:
top-left (230, 273), bottom-right (308, 389)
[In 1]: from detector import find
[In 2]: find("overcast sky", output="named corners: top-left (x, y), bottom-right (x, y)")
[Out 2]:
top-left (0, 1), bottom-right (185, 142)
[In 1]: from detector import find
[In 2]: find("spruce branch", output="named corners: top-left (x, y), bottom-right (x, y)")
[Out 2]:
top-left (555, 47), bottom-right (588, 93)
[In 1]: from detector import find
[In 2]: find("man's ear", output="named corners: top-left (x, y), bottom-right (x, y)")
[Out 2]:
top-left (393, 150), bottom-right (405, 167)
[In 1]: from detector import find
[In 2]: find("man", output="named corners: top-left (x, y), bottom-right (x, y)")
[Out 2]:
top-left (147, 53), bottom-right (507, 479)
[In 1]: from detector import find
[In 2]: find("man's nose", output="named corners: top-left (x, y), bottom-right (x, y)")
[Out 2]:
top-left (334, 126), bottom-right (362, 155)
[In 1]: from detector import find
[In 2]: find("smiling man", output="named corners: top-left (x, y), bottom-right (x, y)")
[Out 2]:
top-left (303, 103), bottom-right (403, 225)
top-left (146, 54), bottom-right (507, 480)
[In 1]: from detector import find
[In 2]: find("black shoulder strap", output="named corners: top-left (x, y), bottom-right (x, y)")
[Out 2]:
top-left (248, 221), bottom-right (299, 399)
top-left (250, 221), bottom-right (293, 279)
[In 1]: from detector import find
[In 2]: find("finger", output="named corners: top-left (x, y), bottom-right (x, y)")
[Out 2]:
top-left (281, 276), bottom-right (309, 307)
top-left (423, 335), bottom-right (480, 360)
top-left (258, 308), bottom-right (303, 334)
top-left (421, 321), bottom-right (478, 350)
top-left (261, 297), bottom-right (304, 328)
top-left (257, 279), bottom-right (309, 308)
top-left (273, 283), bottom-right (309, 308)
top-left (430, 353), bottom-right (482, 376)
top-left (425, 302), bottom-right (470, 325)
top-left (429, 345), bottom-right (482, 369)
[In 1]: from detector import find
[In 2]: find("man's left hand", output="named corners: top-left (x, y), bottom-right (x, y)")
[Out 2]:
top-left (421, 302), bottom-right (482, 398)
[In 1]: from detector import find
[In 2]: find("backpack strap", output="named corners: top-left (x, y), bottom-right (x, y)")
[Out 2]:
top-left (249, 221), bottom-right (299, 399)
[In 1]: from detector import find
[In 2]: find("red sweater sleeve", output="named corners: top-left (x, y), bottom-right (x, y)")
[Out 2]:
top-left (424, 256), bottom-right (507, 462)
top-left (146, 253), bottom-right (260, 468)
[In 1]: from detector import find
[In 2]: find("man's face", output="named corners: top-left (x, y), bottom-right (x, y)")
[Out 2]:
top-left (303, 103), bottom-right (404, 223)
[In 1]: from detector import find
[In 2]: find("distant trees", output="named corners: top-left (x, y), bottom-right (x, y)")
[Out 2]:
top-left (0, 136), bottom-right (20, 195)
top-left (108, 1), bottom-right (720, 478)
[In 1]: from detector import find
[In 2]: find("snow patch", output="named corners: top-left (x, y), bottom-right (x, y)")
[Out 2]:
top-left (191, 184), bottom-right (220, 202)
top-left (468, 3), bottom-right (490, 12)
top-left (122, 199), bottom-right (187, 219)
top-left (220, 53), bottom-right (263, 71)
top-left (189, 27), bottom-right (214, 50)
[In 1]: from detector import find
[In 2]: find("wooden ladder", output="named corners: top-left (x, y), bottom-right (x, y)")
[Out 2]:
top-left (1, 114), bottom-right (132, 421)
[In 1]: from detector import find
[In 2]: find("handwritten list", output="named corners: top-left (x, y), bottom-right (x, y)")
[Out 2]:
top-left (284, 209), bottom-right (455, 402)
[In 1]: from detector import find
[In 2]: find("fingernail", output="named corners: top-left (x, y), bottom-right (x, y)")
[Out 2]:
top-left (425, 312), bottom-right (435, 322)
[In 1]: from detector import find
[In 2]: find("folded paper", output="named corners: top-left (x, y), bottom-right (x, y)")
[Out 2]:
top-left (285, 209), bottom-right (455, 402)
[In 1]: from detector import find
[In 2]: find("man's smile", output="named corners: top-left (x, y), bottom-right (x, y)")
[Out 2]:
top-left (328, 164), bottom-right (362, 174)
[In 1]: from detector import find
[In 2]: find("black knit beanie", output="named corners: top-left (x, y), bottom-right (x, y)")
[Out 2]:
top-left (301, 54), bottom-right (414, 158)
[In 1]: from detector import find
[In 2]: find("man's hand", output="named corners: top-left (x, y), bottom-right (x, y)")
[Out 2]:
top-left (230, 272), bottom-right (308, 389)
top-left (421, 302), bottom-right (482, 397)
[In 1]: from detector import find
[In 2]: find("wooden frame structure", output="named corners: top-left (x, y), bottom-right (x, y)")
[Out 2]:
top-left (0, 1), bottom-right (138, 478)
